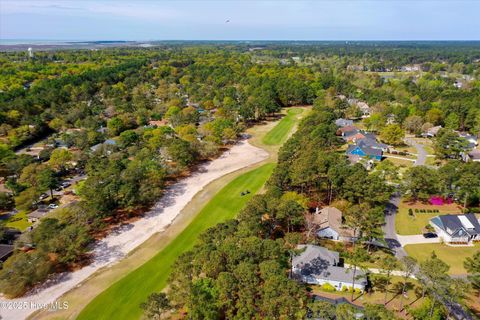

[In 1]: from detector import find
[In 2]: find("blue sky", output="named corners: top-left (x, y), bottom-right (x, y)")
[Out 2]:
top-left (1, 0), bottom-right (479, 41)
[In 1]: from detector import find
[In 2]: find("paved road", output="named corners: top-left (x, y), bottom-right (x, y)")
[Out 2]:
top-left (404, 138), bottom-right (427, 166)
top-left (383, 192), bottom-right (408, 259)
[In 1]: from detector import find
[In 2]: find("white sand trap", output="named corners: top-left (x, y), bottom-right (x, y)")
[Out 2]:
top-left (0, 139), bottom-right (268, 320)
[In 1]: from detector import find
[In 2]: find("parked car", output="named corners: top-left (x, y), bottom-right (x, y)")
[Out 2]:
top-left (423, 232), bottom-right (438, 238)
top-left (61, 182), bottom-right (71, 188)
top-left (39, 193), bottom-right (48, 200)
top-left (47, 204), bottom-right (59, 209)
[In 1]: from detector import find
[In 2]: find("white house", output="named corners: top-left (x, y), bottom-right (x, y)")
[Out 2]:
top-left (430, 214), bottom-right (480, 245)
top-left (292, 245), bottom-right (367, 291)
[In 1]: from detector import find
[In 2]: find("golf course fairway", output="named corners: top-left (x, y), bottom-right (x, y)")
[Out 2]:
top-left (78, 162), bottom-right (275, 320)
top-left (262, 107), bottom-right (303, 145)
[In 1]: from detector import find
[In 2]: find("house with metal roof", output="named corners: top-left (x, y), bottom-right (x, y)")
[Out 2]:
top-left (430, 214), bottom-right (480, 245)
top-left (292, 245), bottom-right (367, 291)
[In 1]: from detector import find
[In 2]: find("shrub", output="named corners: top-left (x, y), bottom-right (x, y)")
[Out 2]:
top-left (321, 282), bottom-right (336, 292)
top-left (342, 285), bottom-right (349, 292)
top-left (408, 208), bottom-right (414, 216)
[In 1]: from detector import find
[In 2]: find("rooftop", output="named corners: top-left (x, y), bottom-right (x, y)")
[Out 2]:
top-left (292, 245), bottom-right (367, 285)
top-left (293, 244), bottom-right (339, 267)
top-left (347, 144), bottom-right (382, 158)
top-left (313, 207), bottom-right (356, 238)
top-left (431, 213), bottom-right (480, 237)
top-left (0, 244), bottom-right (14, 261)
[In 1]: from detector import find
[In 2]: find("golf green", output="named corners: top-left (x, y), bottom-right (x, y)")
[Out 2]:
top-left (78, 162), bottom-right (275, 320)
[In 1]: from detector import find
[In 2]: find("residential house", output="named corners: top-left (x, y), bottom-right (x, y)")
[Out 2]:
top-left (314, 207), bottom-right (357, 242)
top-left (147, 119), bottom-right (169, 128)
top-left (356, 102), bottom-right (371, 117)
top-left (356, 137), bottom-right (389, 152)
top-left (430, 214), bottom-right (480, 245)
top-left (345, 131), bottom-right (367, 143)
top-left (0, 244), bottom-right (13, 262)
top-left (90, 139), bottom-right (118, 153)
top-left (337, 125), bottom-right (358, 137)
top-left (422, 125), bottom-right (442, 138)
top-left (96, 126), bottom-right (108, 134)
top-left (462, 149), bottom-right (480, 162)
top-left (346, 144), bottom-right (383, 161)
top-left (401, 64), bottom-right (421, 72)
top-left (458, 132), bottom-right (478, 149)
top-left (335, 118), bottom-right (354, 128)
top-left (292, 245), bottom-right (367, 291)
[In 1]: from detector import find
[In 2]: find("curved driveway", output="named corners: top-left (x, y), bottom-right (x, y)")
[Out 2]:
top-left (404, 137), bottom-right (427, 166)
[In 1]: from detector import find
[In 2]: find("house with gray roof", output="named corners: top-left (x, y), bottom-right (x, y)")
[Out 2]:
top-left (335, 118), bottom-right (354, 128)
top-left (462, 149), bottom-right (480, 162)
top-left (457, 132), bottom-right (478, 149)
top-left (292, 245), bottom-right (367, 291)
top-left (90, 139), bottom-right (118, 153)
top-left (0, 244), bottom-right (14, 262)
top-left (356, 137), bottom-right (389, 152)
top-left (430, 214), bottom-right (480, 245)
top-left (346, 144), bottom-right (383, 161)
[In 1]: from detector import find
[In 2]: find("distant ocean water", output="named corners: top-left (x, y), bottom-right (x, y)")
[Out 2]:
top-left (0, 39), bottom-right (74, 45)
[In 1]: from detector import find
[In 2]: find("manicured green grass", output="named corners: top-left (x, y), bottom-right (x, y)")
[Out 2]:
top-left (395, 200), bottom-right (462, 235)
top-left (78, 163), bottom-right (275, 320)
top-left (2, 211), bottom-right (32, 231)
top-left (311, 275), bottom-right (422, 311)
top-left (262, 108), bottom-right (303, 146)
top-left (404, 243), bottom-right (479, 275)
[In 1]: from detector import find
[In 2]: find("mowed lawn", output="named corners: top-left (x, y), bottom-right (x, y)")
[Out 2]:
top-left (395, 200), bottom-right (463, 235)
top-left (78, 162), bottom-right (275, 320)
top-left (262, 108), bottom-right (303, 145)
top-left (1, 211), bottom-right (32, 231)
top-left (404, 243), bottom-right (479, 275)
top-left (311, 275), bottom-right (423, 311)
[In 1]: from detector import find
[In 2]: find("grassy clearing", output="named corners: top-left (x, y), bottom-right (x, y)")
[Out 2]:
top-left (78, 163), bottom-right (275, 320)
top-left (384, 157), bottom-right (414, 168)
top-left (395, 200), bottom-right (463, 235)
top-left (262, 108), bottom-right (303, 145)
top-left (404, 243), bottom-right (479, 275)
top-left (2, 211), bottom-right (32, 231)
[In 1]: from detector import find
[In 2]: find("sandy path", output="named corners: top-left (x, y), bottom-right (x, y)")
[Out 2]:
top-left (0, 139), bottom-right (268, 320)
